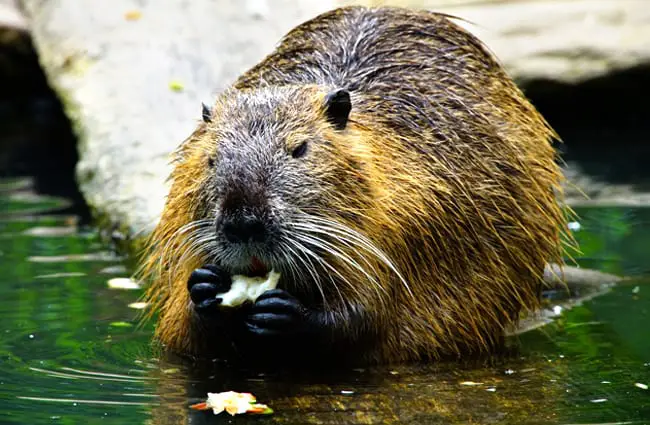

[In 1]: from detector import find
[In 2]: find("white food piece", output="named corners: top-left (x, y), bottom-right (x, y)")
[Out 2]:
top-left (107, 277), bottom-right (141, 290)
top-left (216, 270), bottom-right (281, 307)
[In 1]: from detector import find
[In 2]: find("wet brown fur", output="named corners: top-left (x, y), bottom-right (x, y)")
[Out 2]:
top-left (138, 6), bottom-right (569, 364)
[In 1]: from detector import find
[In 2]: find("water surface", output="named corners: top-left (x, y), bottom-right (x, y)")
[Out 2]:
top-left (1, 179), bottom-right (648, 424)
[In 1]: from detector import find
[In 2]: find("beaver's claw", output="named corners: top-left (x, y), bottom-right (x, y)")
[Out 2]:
top-left (243, 289), bottom-right (310, 337)
top-left (187, 265), bottom-right (232, 314)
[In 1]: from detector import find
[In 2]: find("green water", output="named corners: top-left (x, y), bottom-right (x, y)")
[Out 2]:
top-left (1, 179), bottom-right (649, 425)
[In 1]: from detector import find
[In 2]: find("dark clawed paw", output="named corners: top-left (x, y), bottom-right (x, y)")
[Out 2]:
top-left (187, 265), bottom-right (232, 313)
top-left (244, 289), bottom-right (308, 337)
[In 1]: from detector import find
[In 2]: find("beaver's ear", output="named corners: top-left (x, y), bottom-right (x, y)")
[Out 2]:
top-left (324, 89), bottom-right (351, 131)
top-left (202, 102), bottom-right (212, 123)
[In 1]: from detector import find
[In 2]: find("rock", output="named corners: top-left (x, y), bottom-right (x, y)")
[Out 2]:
top-left (544, 263), bottom-right (623, 288)
top-left (357, 0), bottom-right (650, 85)
top-left (16, 0), bottom-right (650, 251)
top-left (562, 163), bottom-right (650, 207)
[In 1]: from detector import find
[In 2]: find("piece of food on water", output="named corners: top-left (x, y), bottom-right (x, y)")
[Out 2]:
top-left (189, 391), bottom-right (273, 416)
top-left (217, 270), bottom-right (281, 307)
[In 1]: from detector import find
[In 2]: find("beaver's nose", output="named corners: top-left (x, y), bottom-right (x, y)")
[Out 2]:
top-left (221, 215), bottom-right (267, 244)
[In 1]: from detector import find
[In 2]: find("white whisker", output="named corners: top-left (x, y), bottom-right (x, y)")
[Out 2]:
top-left (284, 237), bottom-right (349, 309)
top-left (280, 237), bottom-right (329, 308)
top-left (291, 215), bottom-right (412, 298)
top-left (166, 221), bottom-right (215, 290)
top-left (292, 232), bottom-right (386, 302)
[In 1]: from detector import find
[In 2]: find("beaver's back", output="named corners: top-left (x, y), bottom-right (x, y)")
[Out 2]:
top-left (237, 6), bottom-right (509, 136)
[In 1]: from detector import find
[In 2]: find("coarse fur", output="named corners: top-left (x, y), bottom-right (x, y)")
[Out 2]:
top-left (138, 6), bottom-right (569, 365)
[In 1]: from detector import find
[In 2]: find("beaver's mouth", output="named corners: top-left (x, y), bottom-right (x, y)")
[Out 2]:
top-left (247, 256), bottom-right (269, 277)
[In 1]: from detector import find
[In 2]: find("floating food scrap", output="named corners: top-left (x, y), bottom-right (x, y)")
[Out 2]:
top-left (567, 221), bottom-right (581, 231)
top-left (107, 277), bottom-right (141, 290)
top-left (635, 383), bottom-right (648, 390)
top-left (168, 80), bottom-right (185, 92)
top-left (124, 10), bottom-right (142, 21)
top-left (190, 391), bottom-right (273, 416)
top-left (128, 302), bottom-right (149, 310)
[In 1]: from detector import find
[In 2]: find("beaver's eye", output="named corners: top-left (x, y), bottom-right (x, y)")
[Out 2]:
top-left (291, 141), bottom-right (308, 159)
top-left (207, 156), bottom-right (215, 167)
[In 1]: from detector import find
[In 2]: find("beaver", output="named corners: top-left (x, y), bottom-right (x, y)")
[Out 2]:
top-left (139, 5), bottom-right (569, 366)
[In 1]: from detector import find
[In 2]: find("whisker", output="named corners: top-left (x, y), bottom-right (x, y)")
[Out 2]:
top-left (284, 237), bottom-right (349, 309)
top-left (280, 237), bottom-right (328, 308)
top-left (279, 239), bottom-right (310, 293)
top-left (167, 225), bottom-right (215, 289)
top-left (293, 223), bottom-right (383, 280)
top-left (291, 216), bottom-right (413, 298)
top-left (293, 232), bottom-right (382, 290)
top-left (286, 235), bottom-right (372, 299)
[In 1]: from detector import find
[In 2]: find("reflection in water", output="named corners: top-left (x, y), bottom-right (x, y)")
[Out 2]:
top-left (0, 180), bottom-right (649, 424)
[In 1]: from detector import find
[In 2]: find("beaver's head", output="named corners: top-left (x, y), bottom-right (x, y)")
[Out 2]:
top-left (190, 85), bottom-right (382, 286)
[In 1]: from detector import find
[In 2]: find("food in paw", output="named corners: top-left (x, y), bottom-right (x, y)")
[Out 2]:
top-left (217, 270), bottom-right (281, 307)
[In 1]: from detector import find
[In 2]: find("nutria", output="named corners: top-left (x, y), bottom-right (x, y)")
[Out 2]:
top-left (139, 6), bottom-right (568, 366)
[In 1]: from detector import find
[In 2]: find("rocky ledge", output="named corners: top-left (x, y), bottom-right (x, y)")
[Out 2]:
top-left (7, 0), bottom-right (650, 250)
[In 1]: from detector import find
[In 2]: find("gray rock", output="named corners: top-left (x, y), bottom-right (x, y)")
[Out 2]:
top-left (563, 163), bottom-right (650, 207)
top-left (356, 0), bottom-right (650, 85)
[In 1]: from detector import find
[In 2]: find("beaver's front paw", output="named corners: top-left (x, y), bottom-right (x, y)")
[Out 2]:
top-left (243, 289), bottom-right (311, 338)
top-left (187, 265), bottom-right (232, 315)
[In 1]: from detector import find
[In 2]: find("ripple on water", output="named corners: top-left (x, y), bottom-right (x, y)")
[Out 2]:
top-left (0, 184), bottom-right (160, 424)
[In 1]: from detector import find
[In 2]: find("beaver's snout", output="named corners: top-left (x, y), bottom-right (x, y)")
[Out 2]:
top-left (220, 214), bottom-right (267, 244)
top-left (217, 173), bottom-right (272, 242)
